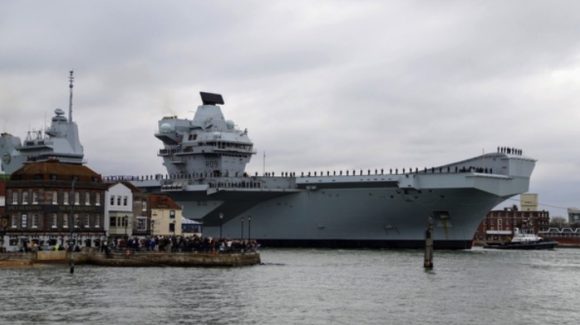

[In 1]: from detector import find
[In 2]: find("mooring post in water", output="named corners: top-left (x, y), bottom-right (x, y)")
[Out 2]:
top-left (424, 216), bottom-right (434, 269)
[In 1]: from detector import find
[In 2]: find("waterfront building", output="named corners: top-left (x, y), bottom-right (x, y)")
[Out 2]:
top-left (567, 208), bottom-right (580, 225)
top-left (105, 182), bottom-right (134, 238)
top-left (149, 194), bottom-right (182, 236)
top-left (520, 193), bottom-right (539, 211)
top-left (129, 183), bottom-right (150, 236)
top-left (181, 217), bottom-right (202, 237)
top-left (3, 160), bottom-right (107, 251)
top-left (473, 204), bottom-right (550, 244)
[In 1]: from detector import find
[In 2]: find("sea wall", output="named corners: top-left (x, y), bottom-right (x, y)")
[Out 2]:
top-left (0, 250), bottom-right (261, 268)
top-left (76, 251), bottom-right (261, 267)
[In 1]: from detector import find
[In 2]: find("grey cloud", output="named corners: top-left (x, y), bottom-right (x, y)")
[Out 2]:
top-left (1, 0), bottom-right (580, 215)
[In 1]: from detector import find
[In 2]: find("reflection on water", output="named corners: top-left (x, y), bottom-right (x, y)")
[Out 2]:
top-left (1, 248), bottom-right (580, 324)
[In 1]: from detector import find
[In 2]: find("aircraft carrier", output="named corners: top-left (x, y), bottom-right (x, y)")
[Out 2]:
top-left (133, 92), bottom-right (536, 249)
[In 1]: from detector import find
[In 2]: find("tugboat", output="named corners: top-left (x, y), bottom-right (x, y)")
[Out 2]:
top-left (484, 228), bottom-right (558, 250)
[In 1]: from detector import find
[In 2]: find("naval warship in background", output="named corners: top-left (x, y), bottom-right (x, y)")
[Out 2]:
top-left (0, 71), bottom-right (84, 174)
top-left (131, 92), bottom-right (536, 249)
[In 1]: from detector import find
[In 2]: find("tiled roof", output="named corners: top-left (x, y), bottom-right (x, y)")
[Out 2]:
top-left (10, 160), bottom-right (101, 181)
top-left (148, 194), bottom-right (181, 210)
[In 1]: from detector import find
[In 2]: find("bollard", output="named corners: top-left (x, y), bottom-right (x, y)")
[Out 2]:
top-left (424, 217), bottom-right (434, 269)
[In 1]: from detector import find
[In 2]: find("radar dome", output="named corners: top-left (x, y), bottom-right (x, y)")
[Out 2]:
top-left (226, 120), bottom-right (235, 130)
top-left (160, 123), bottom-right (174, 133)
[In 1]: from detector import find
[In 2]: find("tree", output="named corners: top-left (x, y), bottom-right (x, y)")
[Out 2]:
top-left (549, 216), bottom-right (568, 228)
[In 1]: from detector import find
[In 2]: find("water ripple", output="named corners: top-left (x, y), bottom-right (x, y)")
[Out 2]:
top-left (1, 248), bottom-right (580, 324)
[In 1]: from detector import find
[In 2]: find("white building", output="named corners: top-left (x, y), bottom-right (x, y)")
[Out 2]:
top-left (105, 182), bottom-right (134, 237)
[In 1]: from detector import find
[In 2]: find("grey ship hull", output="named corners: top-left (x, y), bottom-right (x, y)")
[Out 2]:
top-left (173, 187), bottom-right (503, 249)
top-left (135, 151), bottom-right (536, 249)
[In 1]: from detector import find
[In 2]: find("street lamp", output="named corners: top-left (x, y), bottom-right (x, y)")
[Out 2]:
top-left (248, 216), bottom-right (251, 241)
top-left (241, 217), bottom-right (244, 240)
top-left (219, 213), bottom-right (224, 239)
top-left (69, 177), bottom-right (76, 274)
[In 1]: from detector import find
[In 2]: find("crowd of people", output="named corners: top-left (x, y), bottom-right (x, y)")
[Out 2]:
top-left (103, 235), bottom-right (259, 255)
top-left (9, 235), bottom-right (258, 255)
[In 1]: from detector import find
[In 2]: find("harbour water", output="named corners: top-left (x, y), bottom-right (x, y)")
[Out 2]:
top-left (1, 248), bottom-right (579, 324)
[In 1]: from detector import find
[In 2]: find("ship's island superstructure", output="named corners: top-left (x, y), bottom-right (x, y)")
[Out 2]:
top-left (0, 71), bottom-right (84, 174)
top-left (130, 92), bottom-right (536, 249)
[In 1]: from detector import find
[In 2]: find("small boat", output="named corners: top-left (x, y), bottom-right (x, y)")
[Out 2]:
top-left (484, 228), bottom-right (558, 250)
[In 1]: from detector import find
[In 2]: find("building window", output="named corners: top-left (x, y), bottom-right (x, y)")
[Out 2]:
top-left (52, 191), bottom-right (58, 205)
top-left (32, 191), bottom-right (39, 205)
top-left (31, 214), bottom-right (38, 228)
top-left (95, 214), bottom-right (101, 228)
top-left (11, 214), bottom-right (18, 228)
top-left (85, 192), bottom-right (91, 206)
top-left (142, 199), bottom-right (147, 212)
top-left (21, 214), bottom-right (28, 228)
top-left (117, 196), bottom-right (121, 206)
top-left (84, 214), bottom-right (90, 228)
top-left (64, 192), bottom-right (69, 205)
top-left (74, 214), bottom-right (79, 228)
top-left (95, 193), bottom-right (101, 206)
top-left (170, 210), bottom-right (175, 219)
top-left (51, 213), bottom-right (58, 228)
top-left (12, 191), bottom-right (18, 205)
top-left (169, 223), bottom-right (175, 233)
top-left (123, 196), bottom-right (128, 206)
top-left (22, 191), bottom-right (29, 205)
top-left (74, 192), bottom-right (80, 205)
top-left (63, 213), bottom-right (69, 228)
top-left (110, 217), bottom-right (117, 227)
top-left (110, 195), bottom-right (115, 206)
top-left (137, 217), bottom-right (147, 231)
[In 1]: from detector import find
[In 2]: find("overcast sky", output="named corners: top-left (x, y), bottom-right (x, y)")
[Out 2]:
top-left (1, 0), bottom-right (579, 216)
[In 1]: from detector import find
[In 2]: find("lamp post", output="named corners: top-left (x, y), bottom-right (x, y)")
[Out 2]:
top-left (124, 215), bottom-right (128, 238)
top-left (219, 213), bottom-right (224, 239)
top-left (69, 178), bottom-right (76, 274)
top-left (241, 217), bottom-right (244, 240)
top-left (248, 216), bottom-right (251, 241)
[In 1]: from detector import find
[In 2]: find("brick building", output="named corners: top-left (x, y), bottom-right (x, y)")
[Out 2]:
top-left (4, 160), bottom-right (107, 251)
top-left (473, 205), bottom-right (550, 244)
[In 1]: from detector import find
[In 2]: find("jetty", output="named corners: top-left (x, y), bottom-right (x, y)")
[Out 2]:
top-left (0, 249), bottom-right (260, 268)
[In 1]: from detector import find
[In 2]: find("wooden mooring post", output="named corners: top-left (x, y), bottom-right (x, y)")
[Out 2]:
top-left (424, 217), bottom-right (434, 269)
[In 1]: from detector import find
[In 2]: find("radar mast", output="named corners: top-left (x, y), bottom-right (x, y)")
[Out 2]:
top-left (68, 70), bottom-right (74, 123)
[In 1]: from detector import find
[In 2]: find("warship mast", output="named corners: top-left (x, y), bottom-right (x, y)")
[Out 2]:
top-left (68, 70), bottom-right (74, 123)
